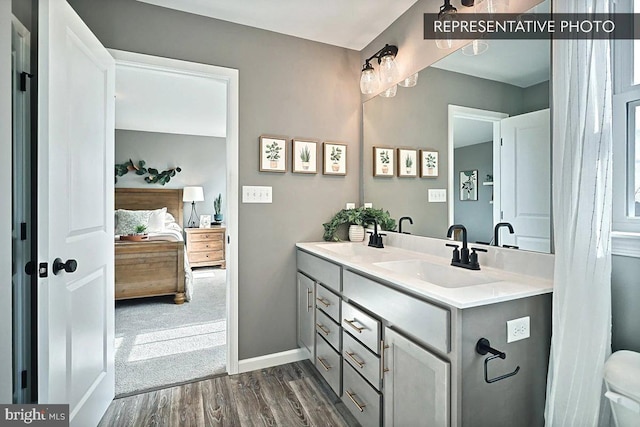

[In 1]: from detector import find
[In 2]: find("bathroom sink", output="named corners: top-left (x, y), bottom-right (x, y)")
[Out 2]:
top-left (316, 243), bottom-right (383, 256)
top-left (373, 259), bottom-right (499, 288)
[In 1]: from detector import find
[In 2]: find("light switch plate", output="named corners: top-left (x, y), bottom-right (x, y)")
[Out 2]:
top-left (428, 189), bottom-right (447, 203)
top-left (242, 186), bottom-right (272, 203)
top-left (507, 316), bottom-right (530, 343)
top-left (346, 203), bottom-right (356, 209)
top-left (364, 202), bottom-right (373, 208)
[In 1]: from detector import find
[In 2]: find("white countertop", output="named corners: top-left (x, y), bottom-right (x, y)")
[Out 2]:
top-left (296, 241), bottom-right (553, 309)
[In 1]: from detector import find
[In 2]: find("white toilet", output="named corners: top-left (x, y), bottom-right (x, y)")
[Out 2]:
top-left (604, 350), bottom-right (640, 427)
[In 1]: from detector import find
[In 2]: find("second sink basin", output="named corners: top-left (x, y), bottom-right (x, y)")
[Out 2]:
top-left (317, 243), bottom-right (385, 256)
top-left (373, 259), bottom-right (498, 288)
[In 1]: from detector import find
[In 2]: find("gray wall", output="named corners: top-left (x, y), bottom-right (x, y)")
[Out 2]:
top-left (454, 141), bottom-right (493, 244)
top-left (12, 0), bottom-right (32, 30)
top-left (115, 130), bottom-right (226, 228)
top-left (522, 81), bottom-right (550, 113)
top-left (67, 0), bottom-right (361, 359)
top-left (611, 255), bottom-right (640, 353)
top-left (363, 68), bottom-right (526, 238)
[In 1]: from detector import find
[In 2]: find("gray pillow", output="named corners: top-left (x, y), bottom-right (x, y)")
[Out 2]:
top-left (115, 209), bottom-right (151, 235)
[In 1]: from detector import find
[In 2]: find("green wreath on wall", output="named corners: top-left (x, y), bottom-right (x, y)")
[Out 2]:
top-left (115, 159), bottom-right (182, 185)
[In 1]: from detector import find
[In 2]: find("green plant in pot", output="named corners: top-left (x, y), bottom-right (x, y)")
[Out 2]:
top-left (133, 224), bottom-right (147, 236)
top-left (323, 207), bottom-right (396, 242)
top-left (214, 193), bottom-right (223, 222)
top-left (300, 145), bottom-right (311, 170)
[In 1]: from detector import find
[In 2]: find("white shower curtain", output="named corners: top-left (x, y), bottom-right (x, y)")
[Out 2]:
top-left (545, 0), bottom-right (613, 426)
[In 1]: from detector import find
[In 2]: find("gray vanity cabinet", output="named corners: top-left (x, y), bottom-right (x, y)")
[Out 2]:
top-left (383, 327), bottom-right (450, 427)
top-left (297, 272), bottom-right (315, 360)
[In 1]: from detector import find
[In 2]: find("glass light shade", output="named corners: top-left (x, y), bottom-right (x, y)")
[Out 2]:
top-left (398, 72), bottom-right (419, 88)
top-left (462, 39), bottom-right (489, 56)
top-left (378, 54), bottom-right (399, 85)
top-left (360, 68), bottom-right (380, 94)
top-left (475, 0), bottom-right (509, 14)
top-left (436, 13), bottom-right (456, 50)
top-left (183, 186), bottom-right (204, 202)
top-left (379, 85), bottom-right (397, 98)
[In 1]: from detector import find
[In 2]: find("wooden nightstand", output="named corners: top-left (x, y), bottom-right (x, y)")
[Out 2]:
top-left (185, 226), bottom-right (226, 268)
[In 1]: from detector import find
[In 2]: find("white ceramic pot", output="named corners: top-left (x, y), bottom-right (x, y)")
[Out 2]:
top-left (348, 225), bottom-right (365, 242)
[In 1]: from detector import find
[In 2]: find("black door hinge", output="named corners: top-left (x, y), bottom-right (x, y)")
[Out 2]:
top-left (19, 72), bottom-right (33, 92)
top-left (227, 235), bottom-right (230, 244)
top-left (21, 370), bottom-right (28, 389)
top-left (20, 222), bottom-right (27, 240)
top-left (38, 262), bottom-right (48, 278)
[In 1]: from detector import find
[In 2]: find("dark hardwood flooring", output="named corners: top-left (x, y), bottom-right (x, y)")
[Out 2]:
top-left (99, 361), bottom-right (359, 427)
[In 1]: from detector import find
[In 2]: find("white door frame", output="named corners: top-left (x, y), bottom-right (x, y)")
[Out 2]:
top-left (0, 0), bottom-right (14, 404)
top-left (108, 49), bottom-right (240, 374)
top-left (447, 105), bottom-right (509, 228)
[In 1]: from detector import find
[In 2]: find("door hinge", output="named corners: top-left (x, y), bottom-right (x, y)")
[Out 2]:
top-left (500, 138), bottom-right (503, 146)
top-left (227, 235), bottom-right (230, 244)
top-left (38, 262), bottom-right (48, 278)
top-left (19, 72), bottom-right (33, 92)
top-left (20, 222), bottom-right (27, 240)
top-left (21, 370), bottom-right (28, 389)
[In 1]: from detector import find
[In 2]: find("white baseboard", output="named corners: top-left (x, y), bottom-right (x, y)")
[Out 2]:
top-left (612, 232), bottom-right (640, 258)
top-left (238, 348), bottom-right (309, 373)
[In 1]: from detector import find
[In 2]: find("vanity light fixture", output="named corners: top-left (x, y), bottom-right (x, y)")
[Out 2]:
top-left (360, 44), bottom-right (399, 95)
top-left (398, 72), bottom-right (419, 88)
top-left (436, 0), bottom-right (457, 49)
top-left (183, 186), bottom-right (204, 228)
top-left (462, 39), bottom-right (489, 56)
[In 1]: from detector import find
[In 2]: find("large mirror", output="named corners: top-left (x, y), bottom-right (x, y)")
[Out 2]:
top-left (362, 1), bottom-right (552, 253)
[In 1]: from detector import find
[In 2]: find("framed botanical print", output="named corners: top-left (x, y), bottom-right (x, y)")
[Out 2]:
top-left (323, 142), bottom-right (347, 175)
top-left (460, 169), bottom-right (478, 201)
top-left (259, 135), bottom-right (288, 172)
top-left (420, 149), bottom-right (439, 178)
top-left (373, 146), bottom-right (395, 177)
top-left (397, 148), bottom-right (418, 177)
top-left (292, 138), bottom-right (318, 174)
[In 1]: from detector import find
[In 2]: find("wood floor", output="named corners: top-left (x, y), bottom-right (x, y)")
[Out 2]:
top-left (99, 361), bottom-right (359, 427)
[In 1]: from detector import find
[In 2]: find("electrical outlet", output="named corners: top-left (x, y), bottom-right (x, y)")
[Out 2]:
top-left (507, 316), bottom-right (530, 343)
top-left (364, 203), bottom-right (373, 208)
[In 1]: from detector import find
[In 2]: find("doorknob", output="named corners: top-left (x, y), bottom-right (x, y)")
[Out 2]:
top-left (53, 258), bottom-right (78, 275)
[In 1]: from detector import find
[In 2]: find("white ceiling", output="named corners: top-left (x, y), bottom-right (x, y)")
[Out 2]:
top-left (136, 0), bottom-right (421, 50)
top-left (453, 117), bottom-right (494, 148)
top-left (115, 64), bottom-right (227, 137)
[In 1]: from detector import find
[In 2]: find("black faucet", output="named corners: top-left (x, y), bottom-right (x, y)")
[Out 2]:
top-left (493, 222), bottom-right (515, 247)
top-left (399, 216), bottom-right (413, 234)
top-left (446, 224), bottom-right (487, 270)
top-left (367, 219), bottom-right (386, 248)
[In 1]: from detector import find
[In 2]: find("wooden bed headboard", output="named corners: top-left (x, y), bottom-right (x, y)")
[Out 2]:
top-left (115, 188), bottom-right (184, 227)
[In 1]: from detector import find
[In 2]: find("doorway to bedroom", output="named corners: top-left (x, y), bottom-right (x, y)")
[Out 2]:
top-left (110, 51), bottom-right (238, 397)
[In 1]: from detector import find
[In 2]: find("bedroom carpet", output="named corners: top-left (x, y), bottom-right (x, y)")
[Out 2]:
top-left (115, 269), bottom-right (227, 397)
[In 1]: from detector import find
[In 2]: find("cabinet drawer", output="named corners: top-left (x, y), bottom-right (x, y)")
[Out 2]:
top-left (190, 250), bottom-right (223, 264)
top-left (190, 240), bottom-right (223, 252)
top-left (297, 250), bottom-right (341, 292)
top-left (343, 330), bottom-right (381, 391)
top-left (342, 360), bottom-right (382, 427)
top-left (316, 309), bottom-right (340, 352)
top-left (189, 231), bottom-right (223, 242)
top-left (315, 284), bottom-right (340, 322)
top-left (315, 335), bottom-right (341, 396)
top-left (342, 301), bottom-right (381, 355)
top-left (343, 270), bottom-right (450, 354)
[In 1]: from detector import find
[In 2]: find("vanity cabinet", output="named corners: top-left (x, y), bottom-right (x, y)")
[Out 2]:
top-left (296, 247), bottom-right (551, 427)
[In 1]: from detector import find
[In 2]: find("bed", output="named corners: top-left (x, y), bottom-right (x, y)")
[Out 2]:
top-left (114, 188), bottom-right (192, 304)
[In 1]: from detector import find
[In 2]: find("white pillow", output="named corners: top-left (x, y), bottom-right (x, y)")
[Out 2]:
top-left (164, 212), bottom-right (176, 225)
top-left (147, 207), bottom-right (167, 232)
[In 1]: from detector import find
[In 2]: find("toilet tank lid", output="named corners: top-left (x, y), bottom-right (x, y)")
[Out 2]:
top-left (605, 350), bottom-right (640, 403)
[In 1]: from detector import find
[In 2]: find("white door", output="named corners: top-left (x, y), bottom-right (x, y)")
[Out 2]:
top-left (499, 109), bottom-right (551, 252)
top-left (37, 1), bottom-right (115, 426)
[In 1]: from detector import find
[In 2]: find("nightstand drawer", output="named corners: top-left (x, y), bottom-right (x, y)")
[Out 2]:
top-left (190, 250), bottom-right (223, 263)
top-left (190, 240), bottom-right (223, 252)
top-left (189, 231), bottom-right (223, 242)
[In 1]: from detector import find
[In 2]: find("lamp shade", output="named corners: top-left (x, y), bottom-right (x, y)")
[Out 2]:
top-left (183, 186), bottom-right (204, 202)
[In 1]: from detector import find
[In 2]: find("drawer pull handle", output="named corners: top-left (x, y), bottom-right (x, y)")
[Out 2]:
top-left (316, 297), bottom-right (331, 307)
top-left (316, 323), bottom-right (331, 336)
top-left (344, 318), bottom-right (365, 333)
top-left (345, 390), bottom-right (366, 412)
top-left (346, 351), bottom-right (365, 368)
top-left (317, 357), bottom-right (332, 371)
